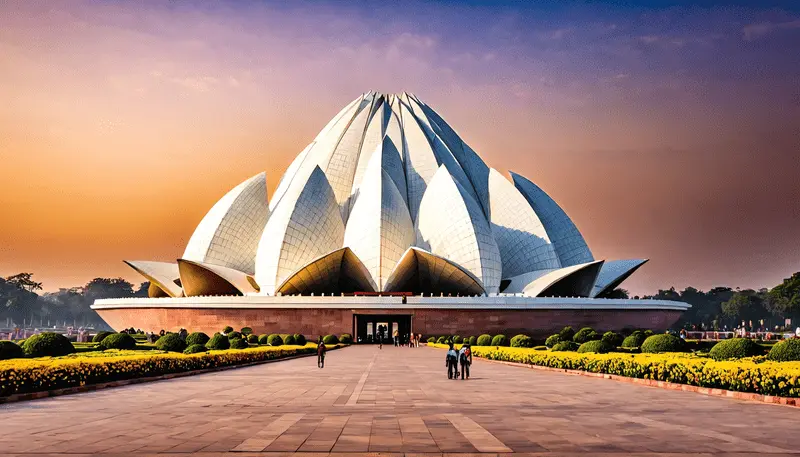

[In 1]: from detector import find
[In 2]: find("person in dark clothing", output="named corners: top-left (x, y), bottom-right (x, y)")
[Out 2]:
top-left (317, 338), bottom-right (326, 368)
top-left (446, 342), bottom-right (458, 379)
top-left (459, 342), bottom-right (472, 380)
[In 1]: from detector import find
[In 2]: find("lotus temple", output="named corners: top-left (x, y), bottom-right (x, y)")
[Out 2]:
top-left (92, 92), bottom-right (689, 339)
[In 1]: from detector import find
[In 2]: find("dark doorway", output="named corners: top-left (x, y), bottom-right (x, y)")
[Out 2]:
top-left (354, 314), bottom-right (412, 344)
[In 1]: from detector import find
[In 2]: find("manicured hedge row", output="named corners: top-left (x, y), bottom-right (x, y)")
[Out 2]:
top-left (438, 345), bottom-right (800, 398)
top-left (0, 344), bottom-right (330, 398)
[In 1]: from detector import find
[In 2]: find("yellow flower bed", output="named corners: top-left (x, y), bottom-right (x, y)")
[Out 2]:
top-left (0, 344), bottom-right (323, 397)
top-left (431, 344), bottom-right (800, 397)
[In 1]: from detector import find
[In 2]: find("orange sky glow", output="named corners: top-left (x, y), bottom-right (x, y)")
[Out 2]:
top-left (1, 1), bottom-right (798, 295)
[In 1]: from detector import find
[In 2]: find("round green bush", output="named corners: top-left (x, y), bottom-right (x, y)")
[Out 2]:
top-left (573, 327), bottom-right (600, 344)
top-left (227, 331), bottom-right (242, 340)
top-left (267, 334), bottom-right (284, 346)
top-left (558, 326), bottom-right (575, 342)
top-left (577, 340), bottom-right (614, 354)
top-left (183, 344), bottom-right (208, 354)
top-left (206, 333), bottom-right (230, 350)
top-left (257, 334), bottom-right (269, 345)
top-left (643, 330), bottom-right (655, 337)
top-left (437, 336), bottom-right (447, 344)
top-left (22, 332), bottom-right (76, 357)
top-left (229, 337), bottom-right (249, 349)
top-left (622, 332), bottom-right (647, 348)
top-left (709, 338), bottom-right (763, 360)
top-left (452, 335), bottom-right (463, 344)
top-left (601, 331), bottom-right (623, 347)
top-left (0, 341), bottom-right (24, 360)
top-left (552, 341), bottom-right (579, 351)
top-left (294, 334), bottom-right (306, 346)
top-left (510, 334), bottom-right (534, 348)
top-left (240, 327), bottom-right (253, 335)
top-left (100, 333), bottom-right (137, 350)
top-left (185, 332), bottom-right (210, 346)
top-left (427, 336), bottom-right (436, 343)
top-left (491, 334), bottom-right (509, 347)
top-left (92, 331), bottom-right (114, 343)
top-left (323, 334), bottom-right (339, 344)
top-left (222, 326), bottom-right (233, 334)
top-left (339, 333), bottom-right (353, 344)
top-left (640, 334), bottom-right (685, 353)
top-left (281, 334), bottom-right (295, 345)
top-left (476, 334), bottom-right (492, 346)
top-left (544, 334), bottom-right (561, 348)
top-left (468, 336), bottom-right (477, 346)
top-left (156, 333), bottom-right (187, 352)
top-left (767, 338), bottom-right (800, 362)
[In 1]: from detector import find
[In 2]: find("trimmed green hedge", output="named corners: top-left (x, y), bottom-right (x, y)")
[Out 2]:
top-left (641, 334), bottom-right (684, 354)
top-left (267, 334), bottom-right (284, 346)
top-left (229, 337), bottom-right (249, 349)
top-left (427, 337), bottom-right (436, 343)
top-left (601, 331), bottom-right (623, 347)
top-left (100, 333), bottom-right (137, 350)
top-left (323, 334), bottom-right (339, 345)
top-left (155, 334), bottom-right (186, 353)
top-left (23, 333), bottom-right (76, 357)
top-left (437, 336), bottom-right (448, 344)
top-left (573, 327), bottom-right (600, 344)
top-left (452, 335), bottom-right (463, 344)
top-left (183, 344), bottom-right (208, 354)
top-left (552, 341), bottom-right (579, 352)
top-left (476, 334), bottom-right (492, 346)
top-left (206, 333), bottom-right (230, 350)
top-left (339, 333), bottom-right (353, 344)
top-left (709, 338), bottom-right (763, 361)
top-left (247, 334), bottom-right (259, 344)
top-left (240, 327), bottom-right (253, 336)
top-left (510, 334), bottom-right (534, 348)
top-left (92, 331), bottom-right (114, 343)
top-left (545, 334), bottom-right (561, 348)
top-left (577, 340), bottom-right (613, 354)
top-left (283, 334), bottom-right (296, 345)
top-left (257, 334), bottom-right (269, 345)
top-left (0, 341), bottom-right (23, 360)
top-left (186, 332), bottom-right (210, 346)
top-left (468, 336), bottom-right (477, 346)
top-left (491, 334), bottom-right (509, 347)
top-left (622, 332), bottom-right (647, 348)
top-left (294, 334), bottom-right (307, 346)
top-left (558, 326), bottom-right (575, 342)
top-left (768, 339), bottom-right (800, 362)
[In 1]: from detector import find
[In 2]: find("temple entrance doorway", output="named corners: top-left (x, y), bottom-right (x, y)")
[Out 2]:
top-left (354, 314), bottom-right (412, 345)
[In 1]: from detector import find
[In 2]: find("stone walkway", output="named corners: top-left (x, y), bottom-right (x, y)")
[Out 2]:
top-left (1, 345), bottom-right (798, 456)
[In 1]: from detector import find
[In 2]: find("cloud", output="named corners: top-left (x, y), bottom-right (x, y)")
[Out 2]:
top-left (742, 20), bottom-right (800, 41)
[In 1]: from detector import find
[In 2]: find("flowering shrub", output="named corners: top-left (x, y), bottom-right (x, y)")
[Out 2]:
top-left (433, 344), bottom-right (800, 398)
top-left (0, 345), bottom-right (321, 397)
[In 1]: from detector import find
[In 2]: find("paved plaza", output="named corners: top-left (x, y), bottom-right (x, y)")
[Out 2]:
top-left (1, 345), bottom-right (798, 456)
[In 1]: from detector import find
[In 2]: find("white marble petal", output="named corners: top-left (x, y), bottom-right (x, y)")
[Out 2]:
top-left (488, 169), bottom-right (561, 278)
top-left (254, 166), bottom-right (345, 295)
top-left (182, 172), bottom-right (268, 275)
top-left (511, 172), bottom-right (594, 267)
top-left (590, 259), bottom-right (649, 298)
top-left (123, 260), bottom-right (182, 298)
top-left (416, 165), bottom-right (502, 294)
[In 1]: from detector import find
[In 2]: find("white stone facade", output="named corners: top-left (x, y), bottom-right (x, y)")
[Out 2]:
top-left (125, 92), bottom-right (650, 300)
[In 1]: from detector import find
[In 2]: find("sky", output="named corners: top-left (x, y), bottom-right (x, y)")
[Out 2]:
top-left (0, 0), bottom-right (798, 296)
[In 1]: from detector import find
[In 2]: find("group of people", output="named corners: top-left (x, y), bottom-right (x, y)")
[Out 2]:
top-left (445, 341), bottom-right (472, 380)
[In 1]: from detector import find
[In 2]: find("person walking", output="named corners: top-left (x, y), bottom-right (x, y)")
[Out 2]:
top-left (446, 342), bottom-right (458, 379)
top-left (393, 329), bottom-right (399, 347)
top-left (459, 342), bottom-right (472, 380)
top-left (317, 338), bottom-right (326, 368)
top-left (417, 333), bottom-right (422, 347)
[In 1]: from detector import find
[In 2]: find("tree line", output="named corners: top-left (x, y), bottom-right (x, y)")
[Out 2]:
top-left (1, 273), bottom-right (148, 329)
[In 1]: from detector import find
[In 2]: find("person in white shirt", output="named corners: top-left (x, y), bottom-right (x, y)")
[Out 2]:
top-left (446, 343), bottom-right (458, 379)
top-left (458, 343), bottom-right (472, 380)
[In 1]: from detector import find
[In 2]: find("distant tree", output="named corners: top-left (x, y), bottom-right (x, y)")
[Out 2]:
top-left (4, 273), bottom-right (42, 292)
top-left (83, 278), bottom-right (134, 301)
top-left (765, 272), bottom-right (800, 320)
top-left (722, 289), bottom-right (767, 323)
top-left (134, 281), bottom-right (151, 297)
top-left (605, 288), bottom-right (629, 299)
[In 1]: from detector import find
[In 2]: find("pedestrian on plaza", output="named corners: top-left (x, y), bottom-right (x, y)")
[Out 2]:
top-left (317, 337), bottom-right (326, 368)
top-left (446, 342), bottom-right (459, 379)
top-left (459, 342), bottom-right (472, 380)
top-left (393, 329), bottom-right (399, 347)
top-left (417, 333), bottom-right (422, 347)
